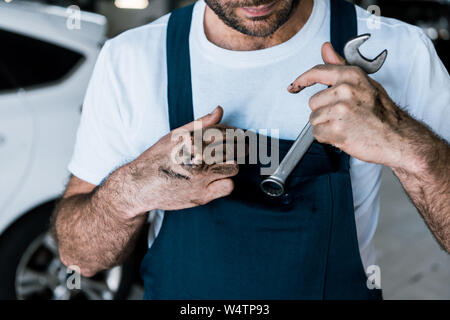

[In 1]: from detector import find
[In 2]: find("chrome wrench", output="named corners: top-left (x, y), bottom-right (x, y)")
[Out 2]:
top-left (260, 34), bottom-right (388, 197)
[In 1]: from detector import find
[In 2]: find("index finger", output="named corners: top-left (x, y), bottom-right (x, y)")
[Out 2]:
top-left (179, 106), bottom-right (224, 132)
top-left (287, 64), bottom-right (352, 94)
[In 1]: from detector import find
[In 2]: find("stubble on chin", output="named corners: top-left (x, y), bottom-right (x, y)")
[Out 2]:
top-left (205, 0), bottom-right (299, 38)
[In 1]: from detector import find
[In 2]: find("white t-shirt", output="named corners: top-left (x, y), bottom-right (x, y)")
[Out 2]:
top-left (68, 0), bottom-right (450, 270)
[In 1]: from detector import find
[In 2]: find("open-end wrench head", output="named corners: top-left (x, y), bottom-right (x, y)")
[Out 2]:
top-left (344, 34), bottom-right (388, 74)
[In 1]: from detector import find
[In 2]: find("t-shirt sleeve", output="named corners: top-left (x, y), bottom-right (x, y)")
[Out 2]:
top-left (403, 29), bottom-right (450, 142)
top-left (68, 41), bottom-right (137, 185)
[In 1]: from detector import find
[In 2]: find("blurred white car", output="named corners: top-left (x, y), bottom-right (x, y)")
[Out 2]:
top-left (0, 1), bottom-right (141, 300)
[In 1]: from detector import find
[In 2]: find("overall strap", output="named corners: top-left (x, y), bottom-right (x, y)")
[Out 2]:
top-left (329, 0), bottom-right (357, 170)
top-left (166, 4), bottom-right (196, 130)
top-left (330, 0), bottom-right (357, 57)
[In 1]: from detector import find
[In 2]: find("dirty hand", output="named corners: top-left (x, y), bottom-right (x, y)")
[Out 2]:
top-left (121, 106), bottom-right (239, 217)
top-left (288, 42), bottom-right (414, 168)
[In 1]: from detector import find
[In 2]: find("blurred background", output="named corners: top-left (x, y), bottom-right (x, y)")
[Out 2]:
top-left (0, 0), bottom-right (448, 300)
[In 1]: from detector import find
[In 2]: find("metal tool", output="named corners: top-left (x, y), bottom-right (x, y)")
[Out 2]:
top-left (260, 34), bottom-right (388, 197)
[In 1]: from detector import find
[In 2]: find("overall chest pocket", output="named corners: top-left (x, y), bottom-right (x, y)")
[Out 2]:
top-left (232, 139), bottom-right (345, 206)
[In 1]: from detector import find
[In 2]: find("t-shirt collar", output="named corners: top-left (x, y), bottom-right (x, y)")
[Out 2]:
top-left (191, 0), bottom-right (327, 68)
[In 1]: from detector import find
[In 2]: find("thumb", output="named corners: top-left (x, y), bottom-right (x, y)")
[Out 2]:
top-left (321, 42), bottom-right (346, 65)
top-left (179, 106), bottom-right (223, 131)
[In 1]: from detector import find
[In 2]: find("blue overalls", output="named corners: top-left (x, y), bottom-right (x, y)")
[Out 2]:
top-left (140, 0), bottom-right (383, 300)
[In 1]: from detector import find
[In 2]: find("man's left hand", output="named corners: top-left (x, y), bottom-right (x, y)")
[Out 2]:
top-left (288, 42), bottom-right (413, 169)
top-left (289, 42), bottom-right (450, 253)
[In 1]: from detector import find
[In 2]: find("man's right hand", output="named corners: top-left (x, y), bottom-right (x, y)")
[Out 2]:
top-left (53, 106), bottom-right (239, 275)
top-left (120, 106), bottom-right (239, 218)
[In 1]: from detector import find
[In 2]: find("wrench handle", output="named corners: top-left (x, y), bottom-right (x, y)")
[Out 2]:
top-left (260, 122), bottom-right (314, 197)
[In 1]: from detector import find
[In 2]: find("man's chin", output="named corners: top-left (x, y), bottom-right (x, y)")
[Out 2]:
top-left (230, 4), bottom-right (294, 37)
top-left (234, 20), bottom-right (281, 37)
top-left (205, 0), bottom-right (295, 38)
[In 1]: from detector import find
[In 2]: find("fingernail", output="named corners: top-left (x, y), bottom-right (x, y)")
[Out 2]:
top-left (210, 107), bottom-right (218, 115)
top-left (288, 84), bottom-right (305, 93)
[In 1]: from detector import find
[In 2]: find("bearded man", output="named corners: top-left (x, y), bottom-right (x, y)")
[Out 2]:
top-left (52, 0), bottom-right (450, 299)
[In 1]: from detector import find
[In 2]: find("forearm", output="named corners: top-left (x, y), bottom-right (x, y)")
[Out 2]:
top-left (52, 166), bottom-right (147, 276)
top-left (391, 118), bottom-right (450, 252)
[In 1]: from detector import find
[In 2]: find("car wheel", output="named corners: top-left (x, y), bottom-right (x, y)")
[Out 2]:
top-left (0, 202), bottom-right (138, 300)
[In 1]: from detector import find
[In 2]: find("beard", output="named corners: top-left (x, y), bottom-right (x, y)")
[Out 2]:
top-left (205, 0), bottom-right (299, 38)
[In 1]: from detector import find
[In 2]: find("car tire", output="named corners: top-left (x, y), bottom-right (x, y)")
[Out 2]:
top-left (0, 201), bottom-right (139, 300)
